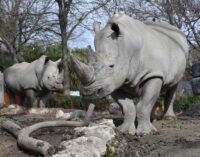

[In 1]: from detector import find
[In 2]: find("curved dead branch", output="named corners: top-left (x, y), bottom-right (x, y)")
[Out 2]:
top-left (2, 104), bottom-right (95, 156)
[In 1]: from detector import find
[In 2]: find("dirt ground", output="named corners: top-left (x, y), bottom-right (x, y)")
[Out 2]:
top-left (0, 106), bottom-right (200, 157)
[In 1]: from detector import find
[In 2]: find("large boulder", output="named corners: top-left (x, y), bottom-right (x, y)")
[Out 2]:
top-left (192, 62), bottom-right (200, 78)
top-left (192, 62), bottom-right (200, 95)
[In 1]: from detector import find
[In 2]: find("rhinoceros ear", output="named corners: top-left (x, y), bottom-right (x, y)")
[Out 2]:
top-left (44, 57), bottom-right (50, 65)
top-left (111, 23), bottom-right (120, 36)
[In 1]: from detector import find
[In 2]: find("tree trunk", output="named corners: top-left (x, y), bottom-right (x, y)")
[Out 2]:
top-left (9, 46), bottom-right (18, 63)
top-left (61, 26), bottom-right (70, 94)
top-left (57, 0), bottom-right (71, 94)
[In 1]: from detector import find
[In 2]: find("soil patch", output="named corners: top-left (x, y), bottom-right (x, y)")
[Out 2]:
top-left (1, 107), bottom-right (200, 157)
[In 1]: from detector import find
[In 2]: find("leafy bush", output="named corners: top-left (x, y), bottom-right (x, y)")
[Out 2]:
top-left (0, 56), bottom-right (13, 70)
top-left (174, 94), bottom-right (200, 112)
top-left (47, 94), bottom-right (113, 110)
top-left (22, 43), bottom-right (46, 62)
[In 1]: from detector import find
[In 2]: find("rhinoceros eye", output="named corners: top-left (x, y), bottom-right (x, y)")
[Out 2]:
top-left (109, 64), bottom-right (114, 68)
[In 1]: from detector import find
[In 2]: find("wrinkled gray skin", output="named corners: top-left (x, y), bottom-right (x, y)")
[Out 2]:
top-left (4, 55), bottom-right (63, 108)
top-left (71, 13), bottom-right (188, 135)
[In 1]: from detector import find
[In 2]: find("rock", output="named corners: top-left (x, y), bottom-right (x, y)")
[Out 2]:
top-left (183, 104), bottom-right (200, 117)
top-left (60, 136), bottom-right (106, 156)
top-left (75, 124), bottom-right (115, 142)
top-left (70, 110), bottom-right (86, 120)
top-left (8, 104), bottom-right (16, 109)
top-left (53, 119), bottom-right (116, 157)
top-left (52, 146), bottom-right (96, 157)
top-left (56, 110), bottom-right (86, 120)
top-left (177, 80), bottom-right (192, 96)
top-left (192, 62), bottom-right (200, 78)
top-left (95, 119), bottom-right (115, 128)
top-left (55, 110), bottom-right (72, 120)
top-left (28, 108), bottom-right (56, 115)
top-left (191, 78), bottom-right (200, 95)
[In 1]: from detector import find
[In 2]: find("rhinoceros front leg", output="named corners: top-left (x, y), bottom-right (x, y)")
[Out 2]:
top-left (163, 84), bottom-right (177, 120)
top-left (112, 91), bottom-right (136, 135)
top-left (24, 89), bottom-right (38, 108)
top-left (136, 78), bottom-right (163, 135)
top-left (39, 92), bottom-right (51, 108)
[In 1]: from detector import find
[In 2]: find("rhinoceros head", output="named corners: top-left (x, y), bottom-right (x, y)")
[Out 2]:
top-left (71, 20), bottom-right (132, 99)
top-left (37, 56), bottom-right (64, 91)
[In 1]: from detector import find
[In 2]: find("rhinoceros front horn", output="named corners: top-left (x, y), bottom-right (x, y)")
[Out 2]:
top-left (70, 54), bottom-right (95, 85)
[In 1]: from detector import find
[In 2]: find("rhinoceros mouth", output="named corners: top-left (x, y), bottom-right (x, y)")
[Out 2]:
top-left (48, 83), bottom-right (63, 92)
top-left (81, 84), bottom-right (112, 99)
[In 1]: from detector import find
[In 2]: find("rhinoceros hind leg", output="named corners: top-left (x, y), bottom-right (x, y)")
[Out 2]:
top-left (112, 91), bottom-right (136, 135)
top-left (136, 78), bottom-right (162, 135)
top-left (163, 84), bottom-right (178, 120)
top-left (6, 89), bottom-right (16, 104)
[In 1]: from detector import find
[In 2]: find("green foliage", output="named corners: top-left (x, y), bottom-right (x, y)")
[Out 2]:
top-left (0, 116), bottom-right (5, 124)
top-left (174, 94), bottom-right (200, 112)
top-left (22, 43), bottom-right (63, 62)
top-left (22, 43), bottom-right (46, 62)
top-left (46, 44), bottom-right (62, 61)
top-left (47, 94), bottom-right (113, 110)
top-left (0, 56), bottom-right (13, 70)
top-left (104, 146), bottom-right (114, 157)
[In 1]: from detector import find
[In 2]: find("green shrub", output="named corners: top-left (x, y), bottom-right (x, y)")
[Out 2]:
top-left (0, 56), bottom-right (13, 69)
top-left (47, 94), bottom-right (113, 110)
top-left (174, 94), bottom-right (200, 112)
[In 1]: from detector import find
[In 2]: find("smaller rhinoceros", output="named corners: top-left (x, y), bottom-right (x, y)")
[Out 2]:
top-left (4, 55), bottom-right (64, 108)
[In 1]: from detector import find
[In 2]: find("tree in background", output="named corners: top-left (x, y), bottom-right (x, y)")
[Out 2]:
top-left (0, 0), bottom-right (54, 63)
top-left (54, 0), bottom-right (107, 93)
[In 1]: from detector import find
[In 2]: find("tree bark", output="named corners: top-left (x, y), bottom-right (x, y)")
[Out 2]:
top-left (2, 104), bottom-right (95, 156)
top-left (56, 0), bottom-right (72, 93)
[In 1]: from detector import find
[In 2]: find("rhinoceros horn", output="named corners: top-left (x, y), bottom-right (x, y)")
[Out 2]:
top-left (87, 45), bottom-right (95, 65)
top-left (70, 54), bottom-right (95, 85)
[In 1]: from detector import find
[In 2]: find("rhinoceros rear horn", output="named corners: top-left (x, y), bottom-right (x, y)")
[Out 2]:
top-left (93, 21), bottom-right (100, 34)
top-left (70, 54), bottom-right (95, 85)
top-left (87, 45), bottom-right (95, 65)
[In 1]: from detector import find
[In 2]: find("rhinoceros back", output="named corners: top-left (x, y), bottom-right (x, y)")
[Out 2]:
top-left (4, 62), bottom-right (39, 92)
top-left (144, 21), bottom-right (188, 59)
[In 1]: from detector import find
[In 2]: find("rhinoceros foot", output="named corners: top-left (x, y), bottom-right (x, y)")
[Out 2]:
top-left (136, 122), bottom-right (157, 136)
top-left (117, 121), bottom-right (135, 135)
top-left (163, 115), bottom-right (177, 121)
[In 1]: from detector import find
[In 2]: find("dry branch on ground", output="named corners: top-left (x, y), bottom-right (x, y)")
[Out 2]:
top-left (2, 104), bottom-right (95, 156)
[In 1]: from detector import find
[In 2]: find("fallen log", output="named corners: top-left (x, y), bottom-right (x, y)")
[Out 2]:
top-left (2, 104), bottom-right (95, 156)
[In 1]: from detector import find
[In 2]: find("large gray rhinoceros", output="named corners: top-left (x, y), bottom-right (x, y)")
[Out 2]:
top-left (71, 13), bottom-right (188, 135)
top-left (4, 55), bottom-right (63, 108)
